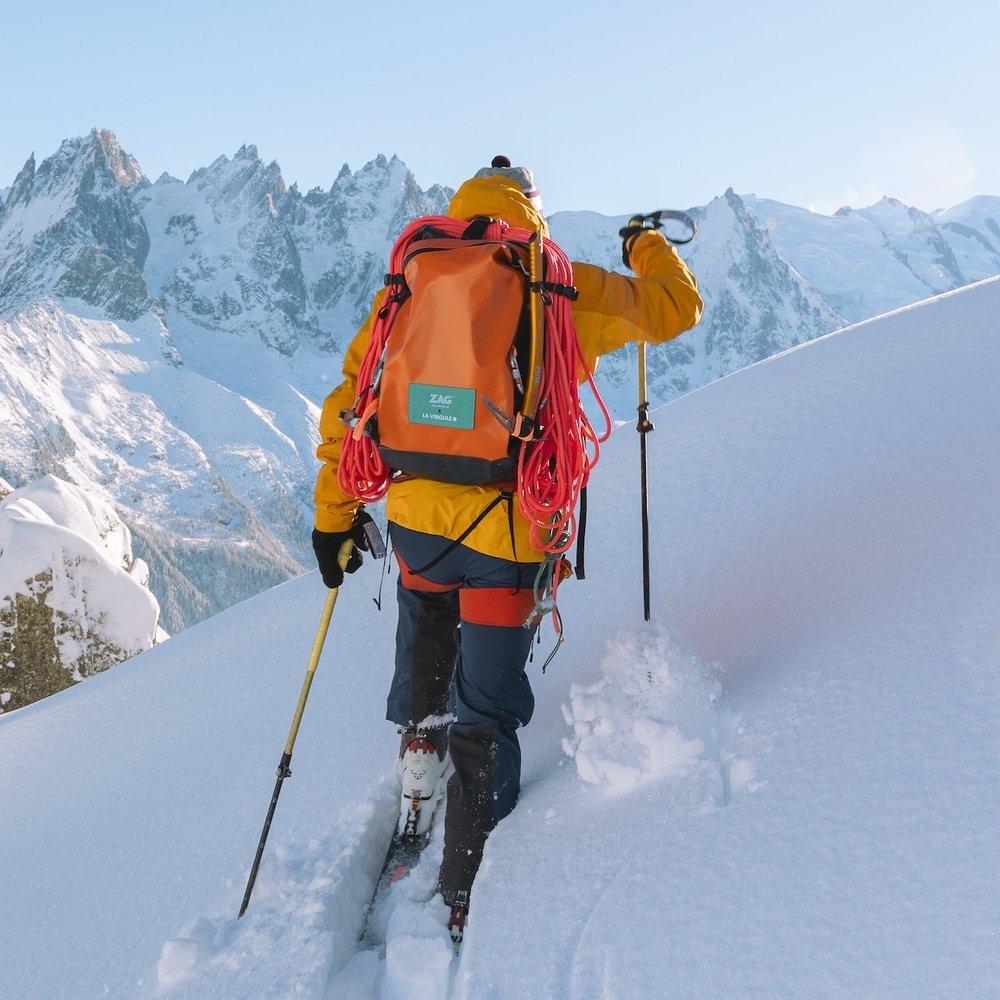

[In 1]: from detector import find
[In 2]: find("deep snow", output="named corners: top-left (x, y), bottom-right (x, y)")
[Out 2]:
top-left (1, 277), bottom-right (998, 999)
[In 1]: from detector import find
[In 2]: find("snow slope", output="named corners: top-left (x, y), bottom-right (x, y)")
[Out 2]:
top-left (1, 278), bottom-right (998, 998)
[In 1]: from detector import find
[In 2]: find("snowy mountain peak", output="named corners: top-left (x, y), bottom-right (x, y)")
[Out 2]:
top-left (96, 128), bottom-right (144, 189)
top-left (0, 135), bottom-right (456, 636)
top-left (4, 153), bottom-right (37, 211)
top-left (39, 128), bottom-right (144, 197)
top-left (5, 128), bottom-right (143, 214)
top-left (189, 143), bottom-right (286, 204)
top-left (0, 129), bottom-right (151, 319)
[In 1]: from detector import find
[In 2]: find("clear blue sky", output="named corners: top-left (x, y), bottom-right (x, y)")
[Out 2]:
top-left (3, 0), bottom-right (998, 216)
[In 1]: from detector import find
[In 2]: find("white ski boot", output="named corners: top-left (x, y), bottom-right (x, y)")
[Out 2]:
top-left (398, 727), bottom-right (448, 839)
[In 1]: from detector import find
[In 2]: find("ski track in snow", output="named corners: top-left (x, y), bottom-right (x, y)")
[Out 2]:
top-left (156, 778), bottom-right (398, 998)
top-left (152, 622), bottom-right (737, 1000)
top-left (157, 771), bottom-right (461, 1000)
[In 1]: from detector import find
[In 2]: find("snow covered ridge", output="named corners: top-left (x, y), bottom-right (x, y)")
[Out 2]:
top-left (0, 475), bottom-right (165, 713)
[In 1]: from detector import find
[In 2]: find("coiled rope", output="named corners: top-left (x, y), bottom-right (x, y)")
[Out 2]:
top-left (338, 215), bottom-right (611, 555)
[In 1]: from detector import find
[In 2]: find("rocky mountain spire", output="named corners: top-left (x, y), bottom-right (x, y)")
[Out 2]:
top-left (0, 129), bottom-right (150, 319)
top-left (96, 128), bottom-right (144, 189)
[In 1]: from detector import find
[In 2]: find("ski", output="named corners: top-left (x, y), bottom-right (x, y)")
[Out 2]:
top-left (360, 825), bottom-right (430, 946)
top-left (360, 733), bottom-right (451, 949)
top-left (448, 890), bottom-right (470, 954)
top-left (360, 792), bottom-right (440, 947)
top-left (365, 825), bottom-right (426, 918)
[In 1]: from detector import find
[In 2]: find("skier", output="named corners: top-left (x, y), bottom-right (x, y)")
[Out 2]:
top-left (311, 156), bottom-right (702, 939)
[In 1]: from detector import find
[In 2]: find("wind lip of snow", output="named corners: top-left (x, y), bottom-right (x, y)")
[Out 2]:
top-left (0, 477), bottom-right (162, 682)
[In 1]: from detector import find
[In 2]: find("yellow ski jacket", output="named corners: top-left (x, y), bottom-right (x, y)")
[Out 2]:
top-left (314, 174), bottom-right (703, 562)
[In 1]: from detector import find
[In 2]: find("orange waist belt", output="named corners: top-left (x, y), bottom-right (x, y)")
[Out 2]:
top-left (395, 551), bottom-right (539, 627)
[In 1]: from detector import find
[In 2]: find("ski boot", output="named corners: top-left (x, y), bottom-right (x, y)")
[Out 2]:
top-left (398, 726), bottom-right (448, 839)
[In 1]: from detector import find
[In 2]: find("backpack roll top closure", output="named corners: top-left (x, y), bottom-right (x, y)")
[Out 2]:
top-left (376, 238), bottom-right (529, 485)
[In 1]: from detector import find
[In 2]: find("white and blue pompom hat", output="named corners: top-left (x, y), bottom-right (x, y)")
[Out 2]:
top-left (473, 155), bottom-right (543, 213)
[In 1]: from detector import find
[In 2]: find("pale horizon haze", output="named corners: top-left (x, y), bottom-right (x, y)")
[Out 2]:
top-left (2, 0), bottom-right (998, 217)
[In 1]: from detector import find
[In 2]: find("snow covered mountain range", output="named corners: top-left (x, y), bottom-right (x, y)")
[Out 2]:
top-left (2, 128), bottom-right (999, 643)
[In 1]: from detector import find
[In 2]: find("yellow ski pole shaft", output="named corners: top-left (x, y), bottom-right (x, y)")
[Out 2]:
top-left (238, 539), bottom-right (354, 918)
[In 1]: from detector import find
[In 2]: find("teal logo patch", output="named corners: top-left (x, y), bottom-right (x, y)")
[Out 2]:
top-left (408, 384), bottom-right (476, 430)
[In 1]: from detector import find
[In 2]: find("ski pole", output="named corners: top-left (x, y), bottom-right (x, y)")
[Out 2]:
top-left (238, 539), bottom-right (354, 919)
top-left (621, 208), bottom-right (698, 622)
top-left (636, 343), bottom-right (654, 621)
top-left (632, 209), bottom-right (697, 245)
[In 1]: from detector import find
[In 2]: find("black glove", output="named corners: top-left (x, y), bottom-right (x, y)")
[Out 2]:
top-left (618, 216), bottom-right (650, 269)
top-left (312, 511), bottom-right (376, 589)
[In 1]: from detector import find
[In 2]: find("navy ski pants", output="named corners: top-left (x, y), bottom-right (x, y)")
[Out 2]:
top-left (386, 522), bottom-right (539, 900)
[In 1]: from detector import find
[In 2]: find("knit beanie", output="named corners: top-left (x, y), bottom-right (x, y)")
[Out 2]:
top-left (473, 155), bottom-right (543, 213)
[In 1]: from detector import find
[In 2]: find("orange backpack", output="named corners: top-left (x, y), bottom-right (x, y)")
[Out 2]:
top-left (338, 215), bottom-right (610, 556)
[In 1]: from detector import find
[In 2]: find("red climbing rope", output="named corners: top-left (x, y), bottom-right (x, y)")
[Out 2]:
top-left (337, 216), bottom-right (612, 554)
